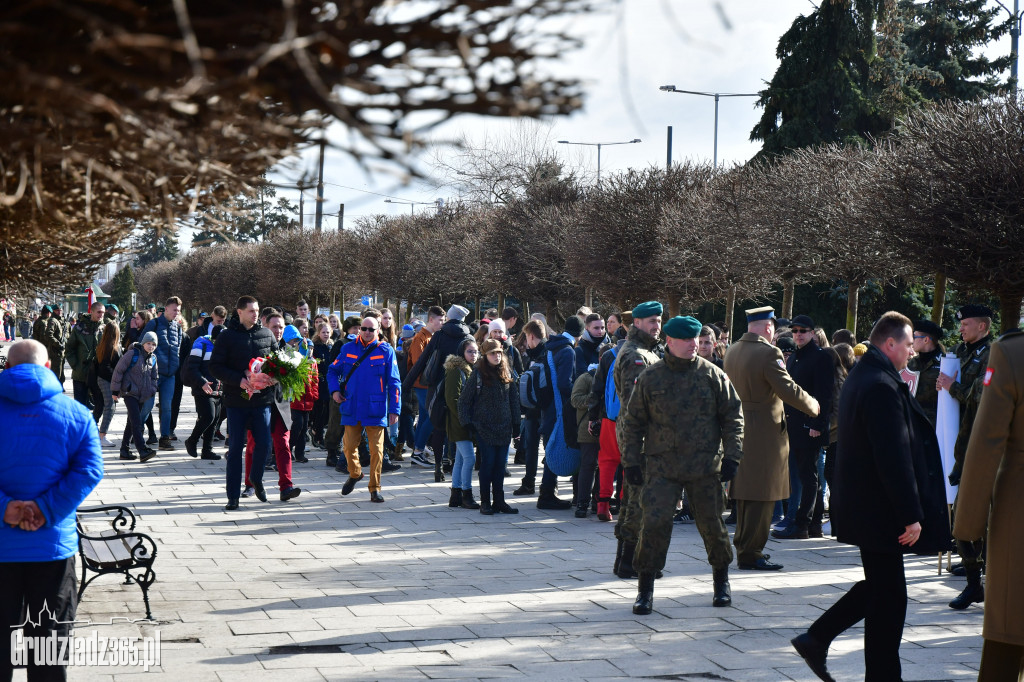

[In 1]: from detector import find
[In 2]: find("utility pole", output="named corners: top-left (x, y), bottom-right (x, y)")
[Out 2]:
top-left (315, 139), bottom-right (325, 231)
top-left (337, 203), bottom-right (344, 230)
top-left (666, 126), bottom-right (673, 170)
top-left (298, 184), bottom-right (304, 229)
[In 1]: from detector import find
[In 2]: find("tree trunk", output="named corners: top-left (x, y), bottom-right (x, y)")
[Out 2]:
top-left (382, 297), bottom-right (390, 312)
top-left (931, 272), bottom-right (946, 325)
top-left (667, 297), bottom-right (680, 317)
top-left (498, 293), bottom-right (505, 315)
top-left (339, 288), bottom-right (345, 315)
top-left (998, 290), bottom-right (1024, 335)
top-left (585, 287), bottom-right (593, 309)
top-left (523, 300), bottom-right (530, 319)
top-left (846, 281), bottom-right (860, 337)
top-left (330, 289), bottom-right (335, 315)
top-left (475, 296), bottom-right (481, 322)
top-left (782, 277), bottom-right (795, 320)
top-left (724, 285), bottom-right (736, 343)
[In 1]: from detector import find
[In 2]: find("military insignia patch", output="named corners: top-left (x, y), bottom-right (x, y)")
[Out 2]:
top-left (635, 360), bottom-right (644, 365)
top-left (984, 368), bottom-right (993, 386)
top-left (777, 359), bottom-right (785, 368)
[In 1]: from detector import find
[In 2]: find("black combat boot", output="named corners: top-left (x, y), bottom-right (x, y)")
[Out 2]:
top-left (325, 449), bottom-right (338, 468)
top-left (461, 489), bottom-right (481, 510)
top-left (613, 538), bottom-right (624, 575)
top-left (632, 573), bottom-right (656, 615)
top-left (949, 566), bottom-right (985, 610)
top-left (479, 488), bottom-right (494, 515)
top-left (712, 567), bottom-right (732, 607)
top-left (448, 488), bottom-right (462, 508)
top-left (616, 541), bottom-right (637, 579)
top-left (536, 486), bottom-right (572, 510)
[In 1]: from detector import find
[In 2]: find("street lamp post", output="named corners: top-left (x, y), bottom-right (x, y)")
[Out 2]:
top-left (995, 0), bottom-right (1023, 89)
top-left (557, 138), bottom-right (642, 186)
top-left (659, 85), bottom-right (759, 169)
top-left (384, 198), bottom-right (436, 215)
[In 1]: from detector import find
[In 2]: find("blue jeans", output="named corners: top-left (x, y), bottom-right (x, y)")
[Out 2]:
top-left (453, 440), bottom-right (475, 490)
top-left (784, 452), bottom-right (802, 524)
top-left (413, 387), bottom-right (433, 450)
top-left (156, 374), bottom-right (176, 437)
top-left (226, 405), bottom-right (271, 501)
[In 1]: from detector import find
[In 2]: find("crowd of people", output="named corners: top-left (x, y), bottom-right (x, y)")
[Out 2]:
top-left (6, 291), bottom-right (1021, 681)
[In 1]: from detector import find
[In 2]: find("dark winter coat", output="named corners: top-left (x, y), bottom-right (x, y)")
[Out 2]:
top-left (785, 339), bottom-right (834, 450)
top-left (574, 330), bottom-right (608, 377)
top-left (907, 348), bottom-right (942, 427)
top-left (182, 336), bottom-right (222, 396)
top-left (209, 318), bottom-right (278, 409)
top-left (142, 314), bottom-right (183, 378)
top-left (830, 345), bottom-right (952, 555)
top-left (458, 367), bottom-right (520, 447)
top-left (405, 320), bottom-right (472, 390)
top-left (443, 354), bottom-right (474, 442)
top-left (110, 342), bottom-right (159, 401)
top-left (94, 346), bottom-right (122, 383)
top-left (66, 317), bottom-right (103, 382)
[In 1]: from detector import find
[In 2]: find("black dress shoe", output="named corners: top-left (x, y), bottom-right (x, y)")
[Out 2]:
top-left (738, 556), bottom-right (784, 571)
top-left (381, 460), bottom-right (401, 473)
top-left (771, 525), bottom-right (809, 540)
top-left (370, 491), bottom-right (385, 503)
top-left (224, 499), bottom-right (239, 511)
top-left (201, 451), bottom-right (222, 460)
top-left (294, 455), bottom-right (309, 464)
top-left (791, 633), bottom-right (836, 682)
top-left (119, 451), bottom-right (137, 461)
top-left (342, 473), bottom-right (364, 495)
top-left (280, 487), bottom-right (302, 501)
top-left (254, 484), bottom-right (268, 502)
top-left (512, 484), bottom-right (534, 496)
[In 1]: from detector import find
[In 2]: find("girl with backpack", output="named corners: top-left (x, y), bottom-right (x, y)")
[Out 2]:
top-left (444, 338), bottom-right (480, 510)
top-left (458, 338), bottom-right (520, 515)
top-left (93, 321), bottom-right (122, 448)
top-left (110, 331), bottom-right (159, 463)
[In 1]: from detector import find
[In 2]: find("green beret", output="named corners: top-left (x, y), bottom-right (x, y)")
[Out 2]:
top-left (632, 300), bottom-right (663, 319)
top-left (663, 315), bottom-right (702, 339)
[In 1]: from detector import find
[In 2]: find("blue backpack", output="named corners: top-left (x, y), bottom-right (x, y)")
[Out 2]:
top-left (604, 346), bottom-right (621, 420)
top-left (518, 353), bottom-right (554, 410)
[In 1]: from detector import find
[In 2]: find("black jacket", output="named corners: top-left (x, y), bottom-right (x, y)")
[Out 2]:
top-left (785, 340), bottom-right (834, 450)
top-left (831, 345), bottom-right (951, 555)
top-left (574, 330), bottom-right (608, 377)
top-left (404, 320), bottom-right (471, 390)
top-left (209, 318), bottom-right (277, 409)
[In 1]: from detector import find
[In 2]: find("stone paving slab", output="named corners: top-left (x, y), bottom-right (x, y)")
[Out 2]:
top-left (6, 386), bottom-right (986, 680)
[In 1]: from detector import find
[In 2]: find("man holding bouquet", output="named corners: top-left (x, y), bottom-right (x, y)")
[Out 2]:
top-left (328, 314), bottom-right (401, 502)
top-left (210, 296), bottom-right (277, 511)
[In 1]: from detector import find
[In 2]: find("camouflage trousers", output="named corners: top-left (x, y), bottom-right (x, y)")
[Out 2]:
top-left (614, 470), bottom-right (643, 543)
top-left (635, 472), bottom-right (733, 574)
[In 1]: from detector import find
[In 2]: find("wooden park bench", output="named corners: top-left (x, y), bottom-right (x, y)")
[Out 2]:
top-left (76, 505), bottom-right (158, 620)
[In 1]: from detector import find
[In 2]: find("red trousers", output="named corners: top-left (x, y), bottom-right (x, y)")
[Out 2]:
top-left (245, 411), bottom-right (292, 490)
top-left (598, 417), bottom-right (621, 501)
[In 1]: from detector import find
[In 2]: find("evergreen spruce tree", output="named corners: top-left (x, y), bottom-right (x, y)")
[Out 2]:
top-left (900, 0), bottom-right (1012, 100)
top-left (131, 226), bottom-right (180, 269)
top-left (108, 264), bottom-right (137, 313)
top-left (192, 181), bottom-right (298, 246)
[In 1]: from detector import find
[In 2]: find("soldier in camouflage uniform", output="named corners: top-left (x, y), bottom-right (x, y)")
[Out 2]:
top-left (612, 301), bottom-right (664, 579)
top-left (908, 319), bottom-right (944, 426)
top-left (44, 306), bottom-right (68, 383)
top-left (938, 304), bottom-right (993, 611)
top-left (619, 316), bottom-right (744, 613)
top-left (32, 306), bottom-right (51, 344)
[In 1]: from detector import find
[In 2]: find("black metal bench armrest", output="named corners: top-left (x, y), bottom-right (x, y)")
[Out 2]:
top-left (76, 505), bottom-right (137, 532)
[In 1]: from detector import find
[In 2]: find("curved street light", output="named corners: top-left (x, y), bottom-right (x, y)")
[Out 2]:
top-left (557, 138), bottom-right (642, 186)
top-left (659, 85), bottom-right (758, 169)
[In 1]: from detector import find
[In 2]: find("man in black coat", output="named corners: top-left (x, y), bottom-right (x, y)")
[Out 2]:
top-left (791, 312), bottom-right (951, 682)
top-left (209, 295), bottom-right (277, 511)
top-left (773, 314), bottom-right (834, 540)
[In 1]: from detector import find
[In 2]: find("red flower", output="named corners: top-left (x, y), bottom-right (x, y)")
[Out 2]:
top-left (279, 367), bottom-right (287, 376)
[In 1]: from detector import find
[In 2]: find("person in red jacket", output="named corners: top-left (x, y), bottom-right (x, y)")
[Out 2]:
top-left (285, 325), bottom-right (319, 464)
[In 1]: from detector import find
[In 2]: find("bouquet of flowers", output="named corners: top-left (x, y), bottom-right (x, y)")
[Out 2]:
top-left (245, 348), bottom-right (316, 401)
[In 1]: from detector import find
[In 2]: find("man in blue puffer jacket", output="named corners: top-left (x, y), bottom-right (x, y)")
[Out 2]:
top-left (142, 295), bottom-right (183, 451)
top-left (328, 314), bottom-right (401, 503)
top-left (0, 340), bottom-right (104, 678)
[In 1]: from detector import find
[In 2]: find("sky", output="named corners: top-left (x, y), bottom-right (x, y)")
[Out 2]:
top-left (177, 0), bottom-right (1016, 241)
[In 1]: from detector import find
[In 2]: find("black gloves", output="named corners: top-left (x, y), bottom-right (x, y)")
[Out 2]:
top-left (624, 465), bottom-right (644, 486)
top-left (719, 459), bottom-right (739, 483)
top-left (948, 471), bottom-right (961, 487)
top-left (587, 420), bottom-right (601, 438)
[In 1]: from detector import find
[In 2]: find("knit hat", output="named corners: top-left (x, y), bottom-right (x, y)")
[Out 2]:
top-left (488, 319), bottom-right (507, 334)
top-left (853, 343), bottom-right (868, 357)
top-left (632, 301), bottom-right (663, 319)
top-left (141, 331), bottom-right (158, 346)
top-left (447, 304), bottom-right (470, 322)
top-left (563, 316), bottom-right (584, 338)
top-left (663, 316), bottom-right (702, 339)
top-left (400, 323), bottom-right (416, 340)
top-left (282, 324), bottom-right (301, 344)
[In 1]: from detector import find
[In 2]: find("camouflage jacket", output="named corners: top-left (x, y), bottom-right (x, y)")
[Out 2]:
top-left (618, 353), bottom-right (744, 479)
top-left (44, 316), bottom-right (66, 353)
top-left (613, 326), bottom-right (662, 409)
top-left (908, 348), bottom-right (942, 427)
top-left (952, 334), bottom-right (992, 467)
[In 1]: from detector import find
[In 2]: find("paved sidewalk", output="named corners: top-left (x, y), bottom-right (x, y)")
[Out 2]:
top-left (17, 384), bottom-right (985, 681)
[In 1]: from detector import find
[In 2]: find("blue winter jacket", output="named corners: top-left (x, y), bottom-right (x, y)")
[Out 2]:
top-left (0, 363), bottom-right (104, 562)
top-left (326, 337), bottom-right (401, 427)
top-left (142, 314), bottom-right (182, 377)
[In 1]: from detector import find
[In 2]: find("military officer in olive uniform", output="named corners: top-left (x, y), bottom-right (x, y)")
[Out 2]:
top-left (44, 305), bottom-right (68, 383)
top-left (723, 307), bottom-right (819, 571)
top-left (908, 319), bottom-right (945, 426)
top-left (619, 315), bottom-right (744, 613)
top-left (32, 305), bottom-right (51, 344)
top-left (938, 304), bottom-right (994, 610)
top-left (612, 300), bottom-right (664, 579)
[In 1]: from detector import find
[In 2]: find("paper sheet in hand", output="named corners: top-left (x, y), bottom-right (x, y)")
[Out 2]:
top-left (936, 353), bottom-right (960, 504)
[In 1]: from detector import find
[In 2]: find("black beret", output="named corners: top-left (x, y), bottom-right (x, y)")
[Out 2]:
top-left (956, 304), bottom-right (994, 321)
top-left (913, 319), bottom-right (943, 342)
top-left (790, 314), bottom-right (815, 329)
